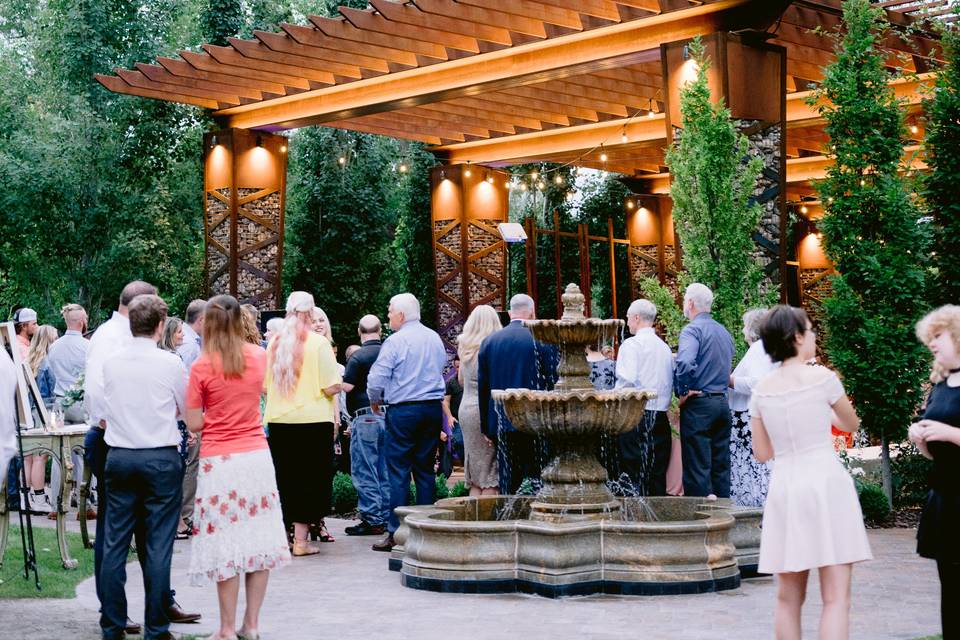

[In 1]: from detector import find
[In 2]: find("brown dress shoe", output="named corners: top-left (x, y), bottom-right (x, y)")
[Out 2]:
top-left (166, 600), bottom-right (201, 624)
top-left (125, 618), bottom-right (143, 635)
top-left (371, 533), bottom-right (395, 552)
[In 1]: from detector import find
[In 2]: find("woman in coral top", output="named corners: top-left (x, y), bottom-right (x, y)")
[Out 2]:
top-left (185, 295), bottom-right (290, 640)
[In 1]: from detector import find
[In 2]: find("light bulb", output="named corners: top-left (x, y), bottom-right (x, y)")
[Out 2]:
top-left (338, 156), bottom-right (346, 165)
top-left (537, 181), bottom-right (545, 190)
top-left (626, 200), bottom-right (635, 210)
top-left (621, 133), bottom-right (628, 143)
top-left (464, 164), bottom-right (472, 177)
top-left (531, 171), bottom-right (539, 180)
top-left (910, 125), bottom-right (919, 134)
top-left (554, 175), bottom-right (563, 185)
top-left (600, 152), bottom-right (608, 162)
top-left (486, 174), bottom-right (495, 184)
top-left (520, 183), bottom-right (528, 192)
top-left (566, 192), bottom-right (574, 202)
top-left (280, 145), bottom-right (287, 153)
top-left (399, 162), bottom-right (408, 173)
top-left (648, 110), bottom-right (655, 118)
top-left (801, 205), bottom-right (808, 214)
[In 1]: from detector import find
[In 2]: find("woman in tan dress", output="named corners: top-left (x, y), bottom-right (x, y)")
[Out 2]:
top-left (457, 305), bottom-right (503, 496)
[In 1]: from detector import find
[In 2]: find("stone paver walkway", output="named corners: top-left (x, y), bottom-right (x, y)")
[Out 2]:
top-left (0, 520), bottom-right (942, 639)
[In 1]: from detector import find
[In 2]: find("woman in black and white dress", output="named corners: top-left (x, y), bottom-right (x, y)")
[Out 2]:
top-left (728, 308), bottom-right (776, 507)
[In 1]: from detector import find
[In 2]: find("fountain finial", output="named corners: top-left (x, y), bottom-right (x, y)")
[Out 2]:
top-left (560, 283), bottom-right (586, 321)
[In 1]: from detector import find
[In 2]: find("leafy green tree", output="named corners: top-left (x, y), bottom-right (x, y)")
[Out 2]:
top-left (812, 0), bottom-right (929, 504)
top-left (924, 27), bottom-right (960, 305)
top-left (201, 0), bottom-right (244, 46)
top-left (664, 37), bottom-right (768, 352)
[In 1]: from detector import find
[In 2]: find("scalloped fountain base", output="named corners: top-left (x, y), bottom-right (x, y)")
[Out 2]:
top-left (389, 496), bottom-right (761, 597)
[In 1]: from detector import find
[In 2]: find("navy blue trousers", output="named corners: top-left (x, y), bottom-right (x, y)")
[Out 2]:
top-left (679, 395), bottom-right (732, 498)
top-left (99, 446), bottom-right (182, 640)
top-left (383, 402), bottom-right (441, 533)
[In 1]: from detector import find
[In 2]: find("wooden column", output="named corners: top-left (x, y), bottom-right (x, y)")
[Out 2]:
top-left (606, 217), bottom-right (618, 320)
top-left (431, 165), bottom-right (509, 356)
top-left (203, 128), bottom-right (287, 310)
top-left (524, 216), bottom-right (538, 308)
top-left (577, 223), bottom-right (592, 317)
top-left (662, 32), bottom-right (788, 298)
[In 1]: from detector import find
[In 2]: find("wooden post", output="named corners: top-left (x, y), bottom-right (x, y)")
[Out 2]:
top-left (203, 128), bottom-right (287, 310)
top-left (607, 217), bottom-right (618, 319)
top-left (578, 223), bottom-right (592, 317)
top-left (553, 209), bottom-right (562, 318)
top-left (524, 217), bottom-right (538, 308)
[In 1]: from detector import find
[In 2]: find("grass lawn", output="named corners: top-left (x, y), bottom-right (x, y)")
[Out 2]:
top-left (0, 525), bottom-right (93, 598)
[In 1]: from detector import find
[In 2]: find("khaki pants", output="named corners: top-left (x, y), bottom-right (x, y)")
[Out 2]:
top-left (180, 435), bottom-right (201, 522)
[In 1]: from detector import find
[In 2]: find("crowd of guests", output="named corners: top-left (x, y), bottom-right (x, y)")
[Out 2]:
top-left (0, 280), bottom-right (959, 640)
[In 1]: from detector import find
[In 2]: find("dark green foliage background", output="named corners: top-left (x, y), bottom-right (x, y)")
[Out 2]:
top-left (0, 0), bottom-right (435, 336)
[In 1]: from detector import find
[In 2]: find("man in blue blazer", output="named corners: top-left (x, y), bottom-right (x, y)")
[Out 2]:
top-left (477, 294), bottom-right (557, 495)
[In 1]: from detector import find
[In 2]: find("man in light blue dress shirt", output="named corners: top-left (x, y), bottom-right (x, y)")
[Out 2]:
top-left (175, 299), bottom-right (205, 368)
top-left (48, 304), bottom-right (89, 417)
top-left (367, 293), bottom-right (446, 552)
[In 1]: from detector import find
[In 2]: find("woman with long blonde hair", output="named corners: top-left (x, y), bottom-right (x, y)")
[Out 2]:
top-left (185, 294), bottom-right (289, 640)
top-left (456, 305), bottom-right (503, 496)
top-left (264, 292), bottom-right (341, 555)
top-left (24, 324), bottom-right (58, 512)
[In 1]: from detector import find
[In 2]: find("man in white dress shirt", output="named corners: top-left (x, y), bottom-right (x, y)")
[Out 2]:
top-left (99, 294), bottom-right (187, 640)
top-left (84, 281), bottom-right (200, 636)
top-left (615, 299), bottom-right (675, 495)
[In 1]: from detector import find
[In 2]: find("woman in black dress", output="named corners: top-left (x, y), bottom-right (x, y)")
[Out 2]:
top-left (911, 304), bottom-right (960, 639)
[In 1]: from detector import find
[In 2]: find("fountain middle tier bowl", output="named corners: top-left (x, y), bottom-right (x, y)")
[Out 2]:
top-left (492, 388), bottom-right (655, 438)
top-left (524, 318), bottom-right (623, 346)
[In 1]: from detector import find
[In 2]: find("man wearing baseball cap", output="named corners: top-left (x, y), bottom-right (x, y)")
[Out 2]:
top-left (12, 307), bottom-right (38, 360)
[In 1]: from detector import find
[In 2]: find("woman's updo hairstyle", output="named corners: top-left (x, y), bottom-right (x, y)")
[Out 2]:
top-left (758, 305), bottom-right (811, 363)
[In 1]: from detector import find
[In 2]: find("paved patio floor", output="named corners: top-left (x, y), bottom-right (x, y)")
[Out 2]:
top-left (0, 519), bottom-right (942, 639)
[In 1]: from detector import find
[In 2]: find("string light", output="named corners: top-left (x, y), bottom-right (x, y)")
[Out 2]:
top-left (280, 145), bottom-right (287, 153)
top-left (520, 183), bottom-right (528, 192)
top-left (537, 181), bottom-right (545, 190)
top-left (398, 162), bottom-right (408, 173)
top-left (338, 155), bottom-right (346, 166)
top-left (566, 192), bottom-right (575, 202)
top-left (800, 204), bottom-right (809, 214)
top-left (486, 172), bottom-right (495, 184)
top-left (621, 131), bottom-right (628, 144)
top-left (648, 109), bottom-right (656, 118)
top-left (600, 151), bottom-right (608, 162)
top-left (910, 125), bottom-right (919, 135)
top-left (626, 200), bottom-right (635, 210)
top-left (464, 162), bottom-right (472, 177)
top-left (554, 174), bottom-right (563, 185)
top-left (531, 170), bottom-right (539, 180)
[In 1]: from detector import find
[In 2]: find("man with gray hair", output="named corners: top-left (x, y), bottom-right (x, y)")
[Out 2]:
top-left (674, 283), bottom-right (735, 498)
top-left (615, 299), bottom-right (674, 495)
top-left (176, 299), bottom-right (206, 368)
top-left (478, 293), bottom-right (557, 494)
top-left (367, 294), bottom-right (446, 551)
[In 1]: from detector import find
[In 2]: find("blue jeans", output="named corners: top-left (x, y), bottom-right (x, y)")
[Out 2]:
top-left (99, 447), bottom-right (182, 640)
top-left (350, 410), bottom-right (390, 527)
top-left (383, 401), bottom-right (441, 533)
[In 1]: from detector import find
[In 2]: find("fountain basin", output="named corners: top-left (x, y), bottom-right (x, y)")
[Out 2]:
top-left (493, 388), bottom-right (654, 438)
top-left (391, 496), bottom-right (749, 597)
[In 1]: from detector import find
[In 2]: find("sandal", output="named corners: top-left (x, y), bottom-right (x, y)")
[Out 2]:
top-left (309, 521), bottom-right (335, 542)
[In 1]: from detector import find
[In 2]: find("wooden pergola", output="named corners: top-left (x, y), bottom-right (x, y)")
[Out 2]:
top-left (96, 0), bottom-right (946, 346)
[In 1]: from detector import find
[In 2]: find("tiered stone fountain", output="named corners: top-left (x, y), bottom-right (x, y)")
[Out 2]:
top-left (390, 284), bottom-right (760, 597)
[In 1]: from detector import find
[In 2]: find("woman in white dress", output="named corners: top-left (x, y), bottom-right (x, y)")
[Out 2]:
top-left (751, 305), bottom-right (871, 640)
top-left (728, 308), bottom-right (777, 507)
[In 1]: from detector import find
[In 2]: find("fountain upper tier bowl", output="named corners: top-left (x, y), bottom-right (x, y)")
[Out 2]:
top-left (524, 317), bottom-right (622, 346)
top-left (492, 388), bottom-right (655, 439)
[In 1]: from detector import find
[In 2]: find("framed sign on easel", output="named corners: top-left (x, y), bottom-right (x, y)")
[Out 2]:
top-left (0, 321), bottom-right (48, 430)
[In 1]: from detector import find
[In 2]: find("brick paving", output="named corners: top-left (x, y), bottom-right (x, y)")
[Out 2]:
top-left (0, 520), bottom-right (941, 639)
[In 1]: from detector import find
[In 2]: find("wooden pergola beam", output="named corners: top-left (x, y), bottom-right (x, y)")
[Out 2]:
top-left (215, 0), bottom-right (757, 130)
top-left (308, 15), bottom-right (449, 61)
top-left (94, 73), bottom-right (220, 109)
top-left (434, 114), bottom-right (666, 163)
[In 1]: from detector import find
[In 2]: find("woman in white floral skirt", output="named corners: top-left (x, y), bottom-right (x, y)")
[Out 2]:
top-left (185, 295), bottom-right (290, 640)
top-left (728, 308), bottom-right (777, 507)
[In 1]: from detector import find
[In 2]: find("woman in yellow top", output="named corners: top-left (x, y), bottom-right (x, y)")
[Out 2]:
top-left (265, 291), bottom-right (342, 557)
